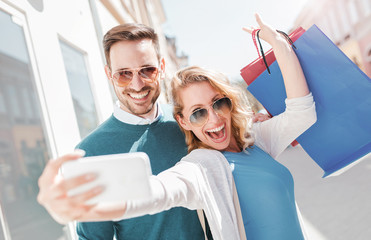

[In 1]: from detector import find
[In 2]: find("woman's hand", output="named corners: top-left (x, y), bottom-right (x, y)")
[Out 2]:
top-left (242, 13), bottom-right (310, 99)
top-left (242, 13), bottom-right (281, 46)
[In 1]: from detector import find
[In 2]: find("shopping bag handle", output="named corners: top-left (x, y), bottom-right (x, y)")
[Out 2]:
top-left (252, 29), bottom-right (296, 75)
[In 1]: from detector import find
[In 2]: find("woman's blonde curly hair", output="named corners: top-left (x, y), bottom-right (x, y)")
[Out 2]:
top-left (171, 66), bottom-right (255, 153)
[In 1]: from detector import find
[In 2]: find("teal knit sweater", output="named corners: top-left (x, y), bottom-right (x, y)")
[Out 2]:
top-left (75, 105), bottom-right (204, 240)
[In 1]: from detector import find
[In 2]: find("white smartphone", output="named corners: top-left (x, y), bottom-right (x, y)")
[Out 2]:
top-left (60, 152), bottom-right (152, 204)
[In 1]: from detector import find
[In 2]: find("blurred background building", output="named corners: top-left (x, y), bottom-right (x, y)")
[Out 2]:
top-left (291, 0), bottom-right (371, 78)
top-left (0, 0), bottom-right (186, 239)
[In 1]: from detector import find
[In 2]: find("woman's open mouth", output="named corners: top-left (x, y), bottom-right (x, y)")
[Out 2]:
top-left (205, 123), bottom-right (227, 143)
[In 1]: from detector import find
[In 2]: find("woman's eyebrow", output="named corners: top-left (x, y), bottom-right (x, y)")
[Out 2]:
top-left (188, 93), bottom-right (223, 111)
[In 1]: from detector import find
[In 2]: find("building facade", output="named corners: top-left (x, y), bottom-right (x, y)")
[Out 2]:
top-left (0, 0), bottom-right (185, 239)
top-left (292, 0), bottom-right (371, 77)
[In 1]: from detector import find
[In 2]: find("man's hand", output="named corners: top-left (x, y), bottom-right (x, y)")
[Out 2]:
top-left (37, 151), bottom-right (127, 224)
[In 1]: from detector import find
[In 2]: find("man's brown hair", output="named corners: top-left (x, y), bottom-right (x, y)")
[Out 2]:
top-left (103, 23), bottom-right (161, 68)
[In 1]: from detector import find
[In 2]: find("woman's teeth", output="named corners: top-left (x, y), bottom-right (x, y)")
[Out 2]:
top-left (206, 124), bottom-right (226, 140)
top-left (206, 125), bottom-right (224, 133)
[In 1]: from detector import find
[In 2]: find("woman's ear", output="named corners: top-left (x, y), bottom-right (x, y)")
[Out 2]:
top-left (176, 114), bottom-right (192, 131)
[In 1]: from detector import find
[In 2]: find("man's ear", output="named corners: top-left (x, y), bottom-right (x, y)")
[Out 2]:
top-left (104, 65), bottom-right (113, 84)
top-left (159, 58), bottom-right (166, 80)
top-left (176, 114), bottom-right (192, 131)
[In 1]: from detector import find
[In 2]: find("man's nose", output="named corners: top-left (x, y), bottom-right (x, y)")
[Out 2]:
top-left (128, 73), bottom-right (145, 91)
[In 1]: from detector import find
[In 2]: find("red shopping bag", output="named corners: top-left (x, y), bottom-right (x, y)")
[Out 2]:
top-left (240, 27), bottom-right (306, 85)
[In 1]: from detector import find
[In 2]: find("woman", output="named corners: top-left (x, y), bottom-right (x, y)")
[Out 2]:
top-left (39, 14), bottom-right (316, 240)
top-left (166, 14), bottom-right (316, 240)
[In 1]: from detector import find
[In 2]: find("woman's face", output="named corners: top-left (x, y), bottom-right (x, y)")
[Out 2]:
top-left (176, 81), bottom-right (239, 151)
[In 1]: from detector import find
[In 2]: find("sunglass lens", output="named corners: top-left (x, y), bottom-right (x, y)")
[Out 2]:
top-left (139, 67), bottom-right (158, 81)
top-left (214, 97), bottom-right (232, 114)
top-left (190, 109), bottom-right (208, 126)
top-left (114, 70), bottom-right (133, 84)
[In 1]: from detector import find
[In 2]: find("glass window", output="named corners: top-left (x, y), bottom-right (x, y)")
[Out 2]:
top-left (0, 228), bottom-right (4, 240)
top-left (0, 204), bottom-right (10, 240)
top-left (5, 85), bottom-right (22, 119)
top-left (20, 88), bottom-right (32, 119)
top-left (0, 91), bottom-right (6, 114)
top-left (59, 41), bottom-right (98, 139)
top-left (0, 87), bottom-right (8, 129)
top-left (0, 8), bottom-right (66, 240)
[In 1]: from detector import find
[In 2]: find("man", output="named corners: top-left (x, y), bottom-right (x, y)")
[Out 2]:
top-left (37, 23), bottom-right (205, 240)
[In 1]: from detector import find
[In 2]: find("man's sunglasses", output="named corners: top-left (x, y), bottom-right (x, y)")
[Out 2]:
top-left (189, 97), bottom-right (233, 127)
top-left (111, 66), bottom-right (159, 87)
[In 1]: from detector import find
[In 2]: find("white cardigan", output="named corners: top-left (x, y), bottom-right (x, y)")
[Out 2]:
top-left (120, 93), bottom-right (316, 240)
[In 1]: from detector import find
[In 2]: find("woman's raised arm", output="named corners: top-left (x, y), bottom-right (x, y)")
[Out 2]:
top-left (243, 13), bottom-right (310, 99)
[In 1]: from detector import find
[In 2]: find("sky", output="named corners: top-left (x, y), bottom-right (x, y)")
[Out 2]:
top-left (161, 0), bottom-right (310, 80)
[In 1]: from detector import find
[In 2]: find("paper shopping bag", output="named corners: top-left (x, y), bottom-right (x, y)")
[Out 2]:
top-left (242, 25), bottom-right (371, 177)
top-left (241, 27), bottom-right (306, 147)
top-left (240, 27), bottom-right (306, 85)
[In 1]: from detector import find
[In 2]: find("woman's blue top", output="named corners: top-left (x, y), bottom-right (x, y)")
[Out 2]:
top-left (223, 146), bottom-right (304, 240)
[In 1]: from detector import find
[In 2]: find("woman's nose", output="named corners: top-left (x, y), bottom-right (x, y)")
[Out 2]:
top-left (207, 107), bottom-right (221, 123)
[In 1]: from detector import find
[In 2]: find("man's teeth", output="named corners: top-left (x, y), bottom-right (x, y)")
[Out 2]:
top-left (129, 91), bottom-right (149, 99)
top-left (206, 125), bottom-right (224, 133)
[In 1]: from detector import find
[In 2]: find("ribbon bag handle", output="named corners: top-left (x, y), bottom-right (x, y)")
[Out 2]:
top-left (251, 29), bottom-right (296, 75)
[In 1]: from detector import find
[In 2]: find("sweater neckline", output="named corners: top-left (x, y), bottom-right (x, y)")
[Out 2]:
top-left (110, 113), bottom-right (164, 130)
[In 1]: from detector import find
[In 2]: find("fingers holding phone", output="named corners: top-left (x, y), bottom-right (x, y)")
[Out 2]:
top-left (37, 151), bottom-right (101, 224)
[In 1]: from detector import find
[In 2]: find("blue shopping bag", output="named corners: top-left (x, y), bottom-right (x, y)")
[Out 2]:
top-left (246, 25), bottom-right (371, 177)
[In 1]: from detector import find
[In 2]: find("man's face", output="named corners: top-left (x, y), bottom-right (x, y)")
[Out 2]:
top-left (105, 39), bottom-right (164, 118)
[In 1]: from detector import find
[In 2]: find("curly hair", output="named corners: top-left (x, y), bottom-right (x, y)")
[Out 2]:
top-left (171, 66), bottom-right (254, 153)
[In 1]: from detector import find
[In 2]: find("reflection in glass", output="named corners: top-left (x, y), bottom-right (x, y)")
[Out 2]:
top-left (0, 92), bottom-right (6, 114)
top-left (59, 41), bottom-right (98, 139)
top-left (0, 9), bottom-right (65, 239)
top-left (0, 228), bottom-right (4, 240)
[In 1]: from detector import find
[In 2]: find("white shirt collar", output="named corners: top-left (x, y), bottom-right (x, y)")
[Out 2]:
top-left (113, 101), bottom-right (163, 125)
